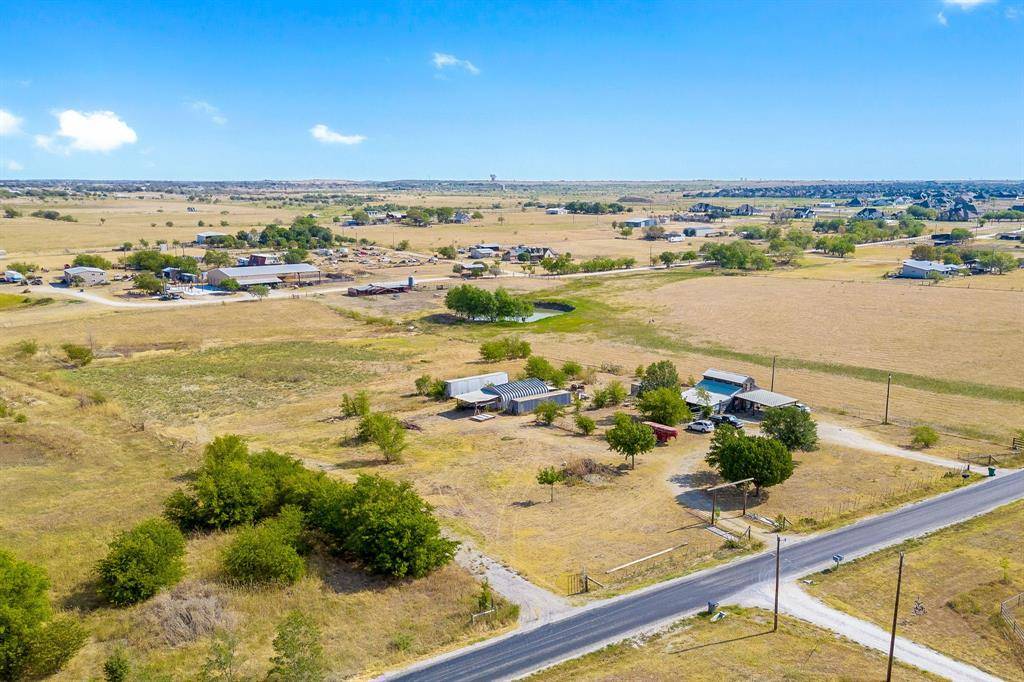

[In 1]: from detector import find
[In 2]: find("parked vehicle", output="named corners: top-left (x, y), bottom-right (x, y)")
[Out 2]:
top-left (710, 414), bottom-right (743, 429)
top-left (686, 420), bottom-right (714, 433)
top-left (795, 403), bottom-right (811, 413)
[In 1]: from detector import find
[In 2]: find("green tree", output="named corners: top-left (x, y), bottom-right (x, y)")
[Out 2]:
top-left (533, 400), bottom-right (565, 426)
top-left (760, 406), bottom-right (818, 451)
top-left (267, 611), bottom-right (326, 682)
top-left (200, 631), bottom-right (245, 682)
top-left (524, 356), bottom-right (567, 388)
top-left (574, 413), bottom-right (596, 435)
top-left (396, 239), bottom-right (411, 251)
top-left (222, 507), bottom-right (306, 586)
top-left (61, 343), bottom-right (93, 367)
top-left (606, 413), bottom-right (656, 469)
top-left (284, 248), bottom-right (309, 264)
top-left (910, 425), bottom-right (939, 449)
top-left (96, 518), bottom-right (186, 606)
top-left (561, 360), bottom-right (583, 378)
top-left (249, 284), bottom-right (270, 300)
top-left (203, 249), bottom-right (234, 267)
top-left (637, 386), bottom-right (691, 426)
top-left (341, 391), bottom-right (371, 418)
top-left (134, 272), bottom-right (164, 295)
top-left (705, 427), bottom-right (794, 495)
top-left (312, 475), bottom-right (458, 578)
top-left (219, 277), bottom-right (240, 292)
top-left (536, 466), bottom-right (564, 502)
top-left (639, 360), bottom-right (680, 395)
top-left (103, 648), bottom-right (130, 682)
top-left (0, 550), bottom-right (87, 680)
top-left (72, 253), bottom-right (113, 269)
top-left (357, 412), bottom-right (407, 462)
top-left (591, 381), bottom-right (627, 408)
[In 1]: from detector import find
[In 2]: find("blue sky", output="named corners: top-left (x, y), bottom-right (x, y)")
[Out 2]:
top-left (1, 0), bottom-right (1021, 180)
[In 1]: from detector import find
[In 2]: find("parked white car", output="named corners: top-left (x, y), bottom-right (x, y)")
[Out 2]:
top-left (687, 419), bottom-right (714, 433)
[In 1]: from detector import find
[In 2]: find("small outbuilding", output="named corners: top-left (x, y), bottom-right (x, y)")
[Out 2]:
top-left (63, 266), bottom-right (108, 286)
top-left (733, 389), bottom-right (798, 414)
top-left (508, 390), bottom-right (572, 415)
top-left (443, 371), bottom-right (509, 399)
top-left (195, 231), bottom-right (228, 244)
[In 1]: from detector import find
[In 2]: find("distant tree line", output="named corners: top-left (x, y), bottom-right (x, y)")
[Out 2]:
top-left (564, 201), bottom-right (627, 215)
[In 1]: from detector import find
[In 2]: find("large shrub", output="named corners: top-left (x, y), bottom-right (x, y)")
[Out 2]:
top-left (222, 507), bottom-right (307, 586)
top-left (311, 475), bottom-right (458, 578)
top-left (96, 518), bottom-right (186, 606)
top-left (0, 550), bottom-right (87, 680)
top-left (164, 435), bottom-right (316, 531)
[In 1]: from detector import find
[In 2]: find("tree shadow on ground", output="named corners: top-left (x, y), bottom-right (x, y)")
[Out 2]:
top-left (310, 553), bottom-right (393, 596)
top-left (670, 471), bottom-right (769, 512)
top-left (61, 577), bottom-right (105, 613)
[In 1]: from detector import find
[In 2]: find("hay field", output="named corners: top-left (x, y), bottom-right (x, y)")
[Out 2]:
top-left (530, 607), bottom-right (938, 681)
top-left (807, 501), bottom-right (1024, 681)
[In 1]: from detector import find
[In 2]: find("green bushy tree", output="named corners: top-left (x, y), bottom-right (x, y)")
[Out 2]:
top-left (760, 406), bottom-right (818, 451)
top-left (606, 413), bottom-right (656, 469)
top-left (96, 518), bottom-right (186, 606)
top-left (222, 506), bottom-right (306, 586)
top-left (636, 386), bottom-right (691, 426)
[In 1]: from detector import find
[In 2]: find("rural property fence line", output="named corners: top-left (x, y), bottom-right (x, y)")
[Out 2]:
top-left (1000, 592), bottom-right (1024, 643)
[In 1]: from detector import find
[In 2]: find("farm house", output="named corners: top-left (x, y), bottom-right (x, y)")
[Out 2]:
top-left (683, 368), bottom-right (804, 415)
top-left (899, 260), bottom-right (964, 279)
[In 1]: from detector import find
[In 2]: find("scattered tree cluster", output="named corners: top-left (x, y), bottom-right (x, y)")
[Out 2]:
top-left (124, 250), bottom-right (199, 275)
top-left (96, 518), bottom-right (186, 606)
top-left (445, 285), bottom-right (534, 321)
top-left (30, 209), bottom-right (77, 222)
top-left (71, 253), bottom-right (113, 270)
top-left (162, 435), bottom-right (457, 579)
top-left (479, 335), bottom-right (532, 362)
top-left (539, 254), bottom-right (636, 275)
top-left (699, 241), bottom-right (773, 270)
top-left (564, 201), bottom-right (627, 214)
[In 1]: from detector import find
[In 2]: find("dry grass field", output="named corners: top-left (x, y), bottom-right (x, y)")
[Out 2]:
top-left (530, 607), bottom-right (939, 681)
top-left (807, 501), bottom-right (1024, 681)
top-left (0, 360), bottom-right (517, 681)
top-left (2, 189), bottom-right (1020, 678)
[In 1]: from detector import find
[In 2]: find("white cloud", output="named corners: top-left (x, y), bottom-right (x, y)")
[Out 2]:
top-left (189, 100), bottom-right (227, 125)
top-left (943, 0), bottom-right (993, 7)
top-left (0, 109), bottom-right (23, 136)
top-left (1006, 5), bottom-right (1022, 19)
top-left (5, 160), bottom-right (23, 172)
top-left (937, 10), bottom-right (949, 24)
top-left (36, 110), bottom-right (137, 153)
top-left (309, 124), bottom-right (365, 145)
top-left (432, 52), bottom-right (480, 75)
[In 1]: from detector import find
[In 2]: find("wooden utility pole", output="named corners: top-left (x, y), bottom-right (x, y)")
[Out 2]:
top-left (886, 552), bottom-right (905, 681)
top-left (883, 373), bottom-right (892, 425)
top-left (771, 355), bottom-right (777, 391)
top-left (773, 535), bottom-right (781, 632)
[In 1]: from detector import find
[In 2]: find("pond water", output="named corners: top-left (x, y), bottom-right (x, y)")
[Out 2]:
top-left (472, 303), bottom-right (573, 323)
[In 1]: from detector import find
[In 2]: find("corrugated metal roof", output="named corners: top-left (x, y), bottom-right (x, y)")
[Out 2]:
top-left (64, 266), bottom-right (105, 274)
top-left (704, 368), bottom-right (753, 385)
top-left (509, 390), bottom-right (570, 404)
top-left (233, 275), bottom-right (283, 285)
top-left (210, 264), bottom-right (320, 277)
top-left (735, 389), bottom-right (797, 408)
top-left (484, 378), bottom-right (549, 401)
top-left (445, 371), bottom-right (508, 386)
top-left (453, 389), bottom-right (500, 404)
top-left (901, 259), bottom-right (961, 273)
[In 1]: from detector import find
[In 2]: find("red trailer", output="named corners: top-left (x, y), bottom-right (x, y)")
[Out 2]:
top-left (643, 421), bottom-right (678, 444)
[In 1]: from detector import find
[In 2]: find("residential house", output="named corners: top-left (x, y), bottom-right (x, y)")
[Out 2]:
top-left (731, 204), bottom-right (758, 216)
top-left (898, 259), bottom-right (964, 279)
top-left (454, 211), bottom-right (472, 224)
top-left (502, 245), bottom-right (556, 263)
top-left (854, 208), bottom-right (886, 221)
top-left (545, 207), bottom-right (568, 215)
top-left (792, 207), bottom-right (816, 219)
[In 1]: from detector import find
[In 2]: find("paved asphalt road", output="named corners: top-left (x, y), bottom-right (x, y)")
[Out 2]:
top-left (389, 469), bottom-right (1024, 681)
